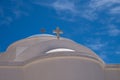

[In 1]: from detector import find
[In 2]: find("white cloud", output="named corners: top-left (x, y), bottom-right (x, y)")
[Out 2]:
top-left (108, 25), bottom-right (120, 36)
top-left (110, 6), bottom-right (120, 14)
top-left (94, 24), bottom-right (120, 37)
top-left (90, 0), bottom-right (120, 9)
top-left (78, 0), bottom-right (120, 21)
top-left (31, 0), bottom-right (80, 21)
top-left (34, 0), bottom-right (120, 21)
top-left (87, 42), bottom-right (104, 50)
top-left (0, 17), bottom-right (13, 26)
top-left (85, 39), bottom-right (107, 51)
top-left (1, 0), bottom-right (120, 23)
top-left (13, 10), bottom-right (29, 18)
top-left (0, 0), bottom-right (30, 26)
top-left (52, 0), bottom-right (77, 14)
top-left (94, 1), bottom-right (120, 13)
top-left (116, 51), bottom-right (120, 54)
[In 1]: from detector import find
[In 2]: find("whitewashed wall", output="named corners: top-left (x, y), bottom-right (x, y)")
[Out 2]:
top-left (24, 57), bottom-right (104, 80)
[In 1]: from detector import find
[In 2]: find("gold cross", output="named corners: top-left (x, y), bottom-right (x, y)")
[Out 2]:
top-left (53, 27), bottom-right (63, 40)
top-left (40, 28), bottom-right (46, 33)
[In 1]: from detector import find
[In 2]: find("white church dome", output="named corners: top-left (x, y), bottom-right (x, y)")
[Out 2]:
top-left (0, 34), bottom-right (119, 80)
top-left (0, 34), bottom-right (104, 65)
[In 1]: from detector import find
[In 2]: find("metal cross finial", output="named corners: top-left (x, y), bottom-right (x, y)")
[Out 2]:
top-left (40, 28), bottom-right (46, 33)
top-left (53, 27), bottom-right (63, 40)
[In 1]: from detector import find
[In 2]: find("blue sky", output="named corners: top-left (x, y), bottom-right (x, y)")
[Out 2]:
top-left (0, 0), bottom-right (120, 64)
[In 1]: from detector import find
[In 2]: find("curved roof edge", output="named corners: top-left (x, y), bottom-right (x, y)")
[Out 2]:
top-left (0, 52), bottom-right (105, 66)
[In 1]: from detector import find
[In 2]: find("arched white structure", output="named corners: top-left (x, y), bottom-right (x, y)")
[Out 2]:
top-left (0, 34), bottom-right (119, 80)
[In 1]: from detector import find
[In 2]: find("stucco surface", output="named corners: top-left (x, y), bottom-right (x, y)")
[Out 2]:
top-left (0, 34), bottom-right (119, 80)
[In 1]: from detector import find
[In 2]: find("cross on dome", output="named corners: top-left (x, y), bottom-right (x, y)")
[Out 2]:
top-left (53, 27), bottom-right (63, 40)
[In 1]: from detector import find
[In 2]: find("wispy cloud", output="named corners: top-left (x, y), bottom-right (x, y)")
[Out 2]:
top-left (13, 10), bottom-right (29, 18)
top-left (88, 43), bottom-right (104, 51)
top-left (110, 6), bottom-right (120, 14)
top-left (51, 0), bottom-right (79, 21)
top-left (85, 39), bottom-right (107, 51)
top-left (108, 25), bottom-right (120, 36)
top-left (94, 24), bottom-right (120, 37)
top-left (89, 0), bottom-right (120, 13)
top-left (1, 0), bottom-right (120, 25)
top-left (0, 0), bottom-right (30, 26)
top-left (116, 51), bottom-right (120, 55)
top-left (33, 0), bottom-right (120, 22)
top-left (90, 0), bottom-right (120, 8)
top-left (34, 0), bottom-right (79, 21)
top-left (52, 0), bottom-right (77, 13)
top-left (0, 17), bottom-right (13, 26)
top-left (87, 0), bottom-right (120, 20)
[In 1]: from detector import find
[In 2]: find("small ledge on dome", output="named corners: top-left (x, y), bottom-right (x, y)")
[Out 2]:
top-left (46, 48), bottom-right (75, 54)
top-left (27, 34), bottom-right (55, 38)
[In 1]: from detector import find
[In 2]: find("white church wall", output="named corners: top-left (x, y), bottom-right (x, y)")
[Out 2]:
top-left (24, 56), bottom-right (104, 80)
top-left (0, 67), bottom-right (24, 80)
top-left (105, 65), bottom-right (120, 80)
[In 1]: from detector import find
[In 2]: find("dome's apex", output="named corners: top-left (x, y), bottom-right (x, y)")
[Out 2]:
top-left (28, 34), bottom-right (55, 38)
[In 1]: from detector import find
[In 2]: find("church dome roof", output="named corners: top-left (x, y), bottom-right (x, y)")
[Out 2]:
top-left (0, 34), bottom-right (104, 65)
